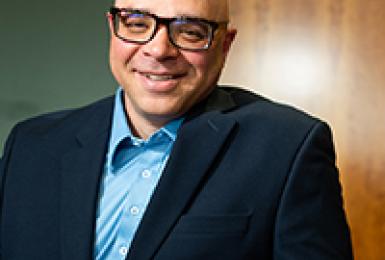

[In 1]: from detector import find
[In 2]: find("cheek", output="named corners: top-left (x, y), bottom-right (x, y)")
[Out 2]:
top-left (182, 49), bottom-right (225, 82)
top-left (182, 52), bottom-right (211, 76)
top-left (110, 38), bottom-right (138, 66)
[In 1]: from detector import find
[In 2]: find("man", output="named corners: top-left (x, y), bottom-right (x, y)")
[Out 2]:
top-left (0, 0), bottom-right (353, 259)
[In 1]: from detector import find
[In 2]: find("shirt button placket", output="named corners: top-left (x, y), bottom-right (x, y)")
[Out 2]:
top-left (130, 206), bottom-right (140, 216)
top-left (142, 169), bottom-right (152, 178)
top-left (119, 246), bottom-right (128, 257)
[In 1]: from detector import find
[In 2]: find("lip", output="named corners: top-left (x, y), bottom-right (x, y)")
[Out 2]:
top-left (135, 70), bottom-right (186, 93)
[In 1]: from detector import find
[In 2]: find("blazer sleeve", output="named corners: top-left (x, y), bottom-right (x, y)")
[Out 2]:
top-left (273, 122), bottom-right (353, 260)
top-left (0, 124), bottom-right (19, 259)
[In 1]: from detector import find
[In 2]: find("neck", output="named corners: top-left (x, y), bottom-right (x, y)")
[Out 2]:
top-left (126, 112), bottom-right (170, 140)
top-left (122, 97), bottom-right (176, 140)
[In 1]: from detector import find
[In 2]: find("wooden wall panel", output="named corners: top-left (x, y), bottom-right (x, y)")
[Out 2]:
top-left (221, 0), bottom-right (385, 259)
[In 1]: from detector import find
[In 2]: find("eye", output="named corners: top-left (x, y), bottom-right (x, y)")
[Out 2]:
top-left (120, 14), bottom-right (153, 34)
top-left (180, 29), bottom-right (205, 40)
top-left (125, 21), bottom-right (149, 32)
top-left (175, 22), bottom-right (209, 42)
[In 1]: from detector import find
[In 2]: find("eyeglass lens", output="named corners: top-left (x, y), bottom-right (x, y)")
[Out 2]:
top-left (114, 11), bottom-right (213, 50)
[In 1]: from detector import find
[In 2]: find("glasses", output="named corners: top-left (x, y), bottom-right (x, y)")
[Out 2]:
top-left (109, 7), bottom-right (228, 51)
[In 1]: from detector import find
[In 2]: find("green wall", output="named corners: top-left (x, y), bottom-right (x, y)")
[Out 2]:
top-left (0, 0), bottom-right (116, 149)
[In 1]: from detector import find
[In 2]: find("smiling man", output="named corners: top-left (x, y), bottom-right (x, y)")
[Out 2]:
top-left (109, 0), bottom-right (235, 138)
top-left (0, 0), bottom-right (353, 259)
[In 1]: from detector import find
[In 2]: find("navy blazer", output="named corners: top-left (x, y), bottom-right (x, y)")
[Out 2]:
top-left (0, 86), bottom-right (352, 259)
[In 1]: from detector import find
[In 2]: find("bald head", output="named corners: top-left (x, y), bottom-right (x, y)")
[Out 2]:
top-left (207, 0), bottom-right (230, 21)
top-left (222, 0), bottom-right (231, 21)
top-left (114, 0), bottom-right (230, 21)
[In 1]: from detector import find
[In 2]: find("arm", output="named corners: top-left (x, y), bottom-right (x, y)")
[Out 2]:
top-left (274, 122), bottom-right (353, 259)
top-left (0, 125), bottom-right (19, 259)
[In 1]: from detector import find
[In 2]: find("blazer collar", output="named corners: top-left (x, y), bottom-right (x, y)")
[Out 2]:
top-left (58, 96), bottom-right (114, 260)
top-left (127, 87), bottom-right (238, 259)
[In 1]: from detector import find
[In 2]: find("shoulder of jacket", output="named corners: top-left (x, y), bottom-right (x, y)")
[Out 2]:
top-left (221, 86), bottom-right (318, 121)
top-left (218, 86), bottom-right (323, 134)
top-left (14, 95), bottom-right (114, 136)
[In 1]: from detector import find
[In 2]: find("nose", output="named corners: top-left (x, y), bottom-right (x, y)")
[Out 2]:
top-left (141, 26), bottom-right (179, 60)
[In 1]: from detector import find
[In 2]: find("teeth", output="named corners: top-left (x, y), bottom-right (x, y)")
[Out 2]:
top-left (145, 74), bottom-right (175, 81)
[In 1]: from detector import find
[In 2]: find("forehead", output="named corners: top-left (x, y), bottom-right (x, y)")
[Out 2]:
top-left (114, 0), bottom-right (228, 20)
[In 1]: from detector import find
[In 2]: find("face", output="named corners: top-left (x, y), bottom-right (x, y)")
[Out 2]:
top-left (108, 0), bottom-right (237, 126)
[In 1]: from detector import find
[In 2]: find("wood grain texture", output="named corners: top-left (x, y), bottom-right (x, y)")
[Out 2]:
top-left (222, 0), bottom-right (385, 259)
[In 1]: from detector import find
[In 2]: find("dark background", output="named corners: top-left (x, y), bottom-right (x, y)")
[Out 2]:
top-left (0, 0), bottom-right (115, 146)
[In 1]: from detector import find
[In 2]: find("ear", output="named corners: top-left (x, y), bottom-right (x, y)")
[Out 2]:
top-left (106, 12), bottom-right (115, 35)
top-left (222, 27), bottom-right (237, 56)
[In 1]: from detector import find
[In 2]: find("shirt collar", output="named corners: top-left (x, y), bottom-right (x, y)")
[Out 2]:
top-left (108, 88), bottom-right (132, 155)
top-left (107, 88), bottom-right (183, 163)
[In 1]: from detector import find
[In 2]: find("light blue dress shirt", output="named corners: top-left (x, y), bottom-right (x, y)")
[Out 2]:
top-left (94, 88), bottom-right (183, 260)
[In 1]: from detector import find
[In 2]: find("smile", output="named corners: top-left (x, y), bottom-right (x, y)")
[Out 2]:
top-left (138, 71), bottom-right (186, 81)
top-left (135, 71), bottom-right (187, 93)
top-left (144, 74), bottom-right (176, 81)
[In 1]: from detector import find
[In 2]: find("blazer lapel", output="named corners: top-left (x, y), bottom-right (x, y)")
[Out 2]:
top-left (127, 88), bottom-right (237, 260)
top-left (59, 99), bottom-right (113, 260)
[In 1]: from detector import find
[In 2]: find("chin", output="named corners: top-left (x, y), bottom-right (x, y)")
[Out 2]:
top-left (143, 102), bottom-right (187, 119)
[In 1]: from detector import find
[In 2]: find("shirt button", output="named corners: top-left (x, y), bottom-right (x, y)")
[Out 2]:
top-left (119, 246), bottom-right (128, 256)
top-left (142, 169), bottom-right (152, 178)
top-left (130, 206), bottom-right (140, 216)
top-left (132, 139), bottom-right (143, 146)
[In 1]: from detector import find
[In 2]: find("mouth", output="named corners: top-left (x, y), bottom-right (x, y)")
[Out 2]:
top-left (135, 70), bottom-right (187, 92)
top-left (139, 72), bottom-right (185, 81)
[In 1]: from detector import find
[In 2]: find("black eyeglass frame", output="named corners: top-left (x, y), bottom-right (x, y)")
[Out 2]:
top-left (109, 7), bottom-right (228, 51)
